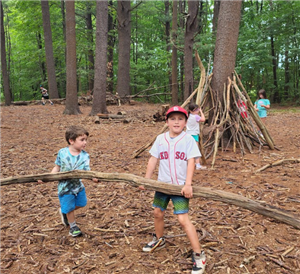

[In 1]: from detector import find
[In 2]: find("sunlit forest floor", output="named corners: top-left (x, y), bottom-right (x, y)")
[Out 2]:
top-left (1, 102), bottom-right (300, 274)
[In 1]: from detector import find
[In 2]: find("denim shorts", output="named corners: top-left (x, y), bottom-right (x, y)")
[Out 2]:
top-left (153, 191), bottom-right (189, 214)
top-left (58, 188), bottom-right (87, 214)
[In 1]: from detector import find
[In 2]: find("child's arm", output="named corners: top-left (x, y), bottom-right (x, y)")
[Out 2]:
top-left (37, 164), bottom-right (60, 183)
top-left (199, 108), bottom-right (205, 122)
top-left (51, 165), bottom-right (60, 173)
top-left (181, 158), bottom-right (195, 198)
top-left (145, 156), bottom-right (158, 179)
top-left (139, 156), bottom-right (158, 190)
top-left (260, 104), bottom-right (270, 109)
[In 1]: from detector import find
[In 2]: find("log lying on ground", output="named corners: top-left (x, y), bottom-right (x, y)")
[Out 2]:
top-left (255, 158), bottom-right (300, 173)
top-left (97, 114), bottom-right (126, 119)
top-left (1, 170), bottom-right (300, 230)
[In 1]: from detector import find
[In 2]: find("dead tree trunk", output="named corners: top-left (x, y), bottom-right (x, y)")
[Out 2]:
top-left (1, 170), bottom-right (299, 230)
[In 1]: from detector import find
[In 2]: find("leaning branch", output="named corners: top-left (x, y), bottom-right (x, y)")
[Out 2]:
top-left (1, 171), bottom-right (299, 230)
top-left (255, 158), bottom-right (300, 173)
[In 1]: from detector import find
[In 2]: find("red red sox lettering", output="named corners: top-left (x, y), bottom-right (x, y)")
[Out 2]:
top-left (160, 151), bottom-right (187, 161)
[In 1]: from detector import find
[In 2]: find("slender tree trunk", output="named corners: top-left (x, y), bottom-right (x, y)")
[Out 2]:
top-left (271, 35), bottom-right (279, 103)
top-left (41, 0), bottom-right (59, 99)
top-left (116, 1), bottom-right (131, 101)
top-left (164, 1), bottom-right (172, 93)
top-left (107, 0), bottom-right (115, 94)
top-left (37, 32), bottom-right (46, 83)
top-left (179, 0), bottom-right (185, 102)
top-left (183, 0), bottom-right (199, 100)
top-left (284, 44), bottom-right (289, 101)
top-left (0, 0), bottom-right (12, 105)
top-left (212, 0), bottom-right (220, 34)
top-left (171, 0), bottom-right (178, 105)
top-left (64, 0), bottom-right (81, 115)
top-left (90, 0), bottom-right (108, 116)
top-left (86, 2), bottom-right (94, 93)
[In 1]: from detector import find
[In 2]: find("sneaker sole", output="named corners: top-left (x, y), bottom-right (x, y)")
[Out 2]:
top-left (143, 239), bottom-right (166, 252)
top-left (69, 231), bottom-right (82, 237)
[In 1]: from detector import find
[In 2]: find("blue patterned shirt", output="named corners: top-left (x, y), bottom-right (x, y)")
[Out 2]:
top-left (55, 147), bottom-right (90, 196)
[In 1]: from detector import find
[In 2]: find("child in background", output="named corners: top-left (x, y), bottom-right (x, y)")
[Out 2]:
top-left (40, 85), bottom-right (54, 105)
top-left (186, 103), bottom-right (206, 170)
top-left (142, 106), bottom-right (206, 274)
top-left (41, 125), bottom-right (97, 237)
top-left (254, 89), bottom-right (270, 121)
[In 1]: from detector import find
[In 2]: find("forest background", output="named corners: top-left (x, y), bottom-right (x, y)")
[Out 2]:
top-left (1, 0), bottom-right (300, 107)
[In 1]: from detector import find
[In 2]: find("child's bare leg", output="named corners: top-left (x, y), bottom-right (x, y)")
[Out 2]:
top-left (178, 213), bottom-right (201, 253)
top-left (154, 207), bottom-right (165, 238)
top-left (66, 206), bottom-right (81, 224)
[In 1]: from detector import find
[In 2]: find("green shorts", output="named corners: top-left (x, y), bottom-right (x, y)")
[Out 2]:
top-left (153, 191), bottom-right (189, 214)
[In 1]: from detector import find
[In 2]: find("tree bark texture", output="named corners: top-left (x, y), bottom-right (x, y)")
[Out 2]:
top-left (271, 35), bottom-right (279, 103)
top-left (171, 0), bottom-right (179, 105)
top-left (0, 0), bottom-right (12, 106)
top-left (116, 1), bottom-right (131, 100)
top-left (1, 170), bottom-right (299, 230)
top-left (90, 0), bottom-right (108, 115)
top-left (212, 0), bottom-right (220, 33)
top-left (85, 2), bottom-right (94, 93)
top-left (41, 0), bottom-right (59, 99)
top-left (183, 0), bottom-right (199, 101)
top-left (164, 1), bottom-right (172, 92)
top-left (107, 0), bottom-right (115, 94)
top-left (64, 0), bottom-right (81, 115)
top-left (210, 1), bottom-right (242, 101)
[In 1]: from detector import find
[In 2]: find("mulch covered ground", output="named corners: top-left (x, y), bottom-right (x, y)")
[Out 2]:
top-left (1, 102), bottom-right (300, 274)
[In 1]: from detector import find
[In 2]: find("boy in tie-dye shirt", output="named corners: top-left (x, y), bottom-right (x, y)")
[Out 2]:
top-left (52, 125), bottom-right (96, 237)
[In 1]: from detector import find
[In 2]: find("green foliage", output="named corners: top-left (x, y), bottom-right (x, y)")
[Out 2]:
top-left (2, 0), bottom-right (300, 104)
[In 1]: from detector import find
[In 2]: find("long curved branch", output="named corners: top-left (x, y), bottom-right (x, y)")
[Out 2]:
top-left (1, 170), bottom-right (299, 230)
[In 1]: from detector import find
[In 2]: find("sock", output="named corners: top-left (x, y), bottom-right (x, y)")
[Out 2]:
top-left (69, 221), bottom-right (77, 228)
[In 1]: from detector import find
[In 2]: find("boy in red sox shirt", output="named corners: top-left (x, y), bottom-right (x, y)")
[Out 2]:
top-left (141, 106), bottom-right (206, 274)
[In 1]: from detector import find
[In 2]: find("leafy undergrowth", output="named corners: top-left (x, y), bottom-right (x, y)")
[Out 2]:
top-left (1, 102), bottom-right (300, 274)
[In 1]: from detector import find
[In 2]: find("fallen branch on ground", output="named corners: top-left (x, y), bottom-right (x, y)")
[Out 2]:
top-left (255, 158), bottom-right (300, 173)
top-left (1, 170), bottom-right (300, 230)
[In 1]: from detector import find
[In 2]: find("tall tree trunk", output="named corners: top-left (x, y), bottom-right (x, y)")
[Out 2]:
top-left (37, 32), bottom-right (46, 83)
top-left (64, 0), bottom-right (81, 115)
top-left (270, 35), bottom-right (279, 103)
top-left (107, 0), bottom-right (115, 94)
top-left (179, 0), bottom-right (185, 102)
top-left (171, 0), bottom-right (178, 105)
top-left (90, 0), bottom-right (108, 116)
top-left (212, 0), bottom-right (220, 34)
top-left (116, 1), bottom-right (131, 101)
top-left (86, 2), bottom-right (94, 93)
top-left (41, 0), bottom-right (59, 99)
top-left (164, 1), bottom-right (172, 92)
top-left (210, 0), bottom-right (242, 119)
top-left (183, 0), bottom-right (199, 100)
top-left (0, 0), bottom-right (12, 105)
top-left (284, 44), bottom-right (289, 101)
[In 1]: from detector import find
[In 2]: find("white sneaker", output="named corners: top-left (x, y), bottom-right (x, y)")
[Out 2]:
top-left (196, 164), bottom-right (207, 170)
top-left (192, 251), bottom-right (206, 274)
top-left (142, 235), bottom-right (165, 252)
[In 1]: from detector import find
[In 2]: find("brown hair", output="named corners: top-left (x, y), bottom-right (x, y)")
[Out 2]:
top-left (65, 125), bottom-right (89, 144)
top-left (258, 89), bottom-right (267, 99)
top-left (188, 103), bottom-right (199, 113)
